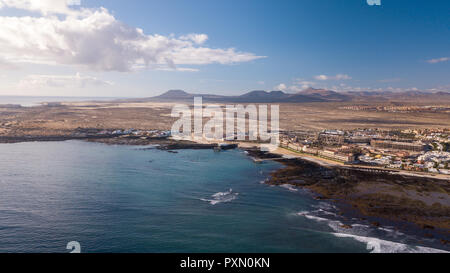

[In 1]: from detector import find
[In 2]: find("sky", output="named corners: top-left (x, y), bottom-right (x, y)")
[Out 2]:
top-left (0, 0), bottom-right (448, 97)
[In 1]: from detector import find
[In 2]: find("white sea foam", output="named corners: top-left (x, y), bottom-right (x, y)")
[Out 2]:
top-left (377, 226), bottom-right (404, 237)
top-left (280, 184), bottom-right (299, 192)
top-left (333, 233), bottom-right (448, 253)
top-left (296, 209), bottom-right (448, 253)
top-left (201, 189), bottom-right (239, 205)
top-left (297, 211), bottom-right (334, 223)
top-left (297, 211), bottom-right (347, 232)
top-left (314, 202), bottom-right (337, 210)
top-left (317, 209), bottom-right (337, 216)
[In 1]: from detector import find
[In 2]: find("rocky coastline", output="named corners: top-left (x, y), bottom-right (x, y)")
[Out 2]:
top-left (1, 134), bottom-right (448, 246)
top-left (0, 134), bottom-right (222, 150)
top-left (244, 147), bottom-right (450, 246)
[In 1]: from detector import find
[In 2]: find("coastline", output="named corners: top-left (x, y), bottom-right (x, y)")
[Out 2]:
top-left (0, 135), bottom-right (449, 248)
top-left (0, 135), bottom-right (220, 150)
top-left (243, 147), bottom-right (449, 247)
top-left (271, 146), bottom-right (450, 181)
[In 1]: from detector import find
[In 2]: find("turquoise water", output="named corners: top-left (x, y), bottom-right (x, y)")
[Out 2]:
top-left (0, 141), bottom-right (446, 253)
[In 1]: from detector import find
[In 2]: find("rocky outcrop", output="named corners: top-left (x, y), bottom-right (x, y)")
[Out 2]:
top-left (264, 156), bottom-right (450, 239)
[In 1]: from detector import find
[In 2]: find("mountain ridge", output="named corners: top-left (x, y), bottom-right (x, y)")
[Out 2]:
top-left (123, 88), bottom-right (450, 104)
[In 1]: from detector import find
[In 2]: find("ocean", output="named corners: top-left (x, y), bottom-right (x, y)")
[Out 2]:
top-left (0, 96), bottom-right (120, 107)
top-left (0, 141), bottom-right (447, 253)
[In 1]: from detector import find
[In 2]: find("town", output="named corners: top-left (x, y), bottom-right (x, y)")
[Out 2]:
top-left (88, 126), bottom-right (450, 176)
top-left (280, 128), bottom-right (450, 175)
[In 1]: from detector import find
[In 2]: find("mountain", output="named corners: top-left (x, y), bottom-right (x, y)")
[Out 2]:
top-left (127, 89), bottom-right (450, 104)
top-left (344, 90), bottom-right (450, 102)
top-left (146, 90), bottom-right (326, 103)
top-left (129, 90), bottom-right (226, 102)
top-left (239, 90), bottom-right (287, 99)
top-left (155, 90), bottom-right (193, 100)
top-left (217, 90), bottom-right (326, 103)
top-left (226, 90), bottom-right (291, 102)
top-left (299, 88), bottom-right (351, 101)
top-left (387, 91), bottom-right (450, 101)
top-left (344, 91), bottom-right (390, 101)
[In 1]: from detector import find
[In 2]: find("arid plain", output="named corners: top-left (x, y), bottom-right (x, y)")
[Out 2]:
top-left (1, 99), bottom-right (450, 139)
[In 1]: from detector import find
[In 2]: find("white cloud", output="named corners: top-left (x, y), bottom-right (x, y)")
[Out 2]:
top-left (0, 0), bottom-right (80, 15)
top-left (156, 67), bottom-right (199, 72)
top-left (0, 57), bottom-right (17, 69)
top-left (335, 74), bottom-right (352, 80)
top-left (274, 82), bottom-right (312, 93)
top-left (275, 83), bottom-right (287, 91)
top-left (180, 34), bottom-right (209, 45)
top-left (385, 86), bottom-right (419, 92)
top-left (275, 75), bottom-right (354, 93)
top-left (0, 1), bottom-right (265, 72)
top-left (276, 75), bottom-right (449, 93)
top-left (285, 85), bottom-right (304, 92)
top-left (314, 75), bottom-right (328, 81)
top-left (427, 57), bottom-right (449, 64)
top-left (18, 73), bottom-right (113, 89)
top-left (426, 85), bottom-right (450, 92)
top-left (274, 78), bottom-right (438, 93)
top-left (294, 79), bottom-right (316, 90)
top-left (314, 74), bottom-right (352, 81)
top-left (294, 79), bottom-right (315, 85)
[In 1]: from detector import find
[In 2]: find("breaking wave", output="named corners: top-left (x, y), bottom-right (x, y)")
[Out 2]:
top-left (201, 189), bottom-right (239, 205)
top-left (333, 233), bottom-right (448, 253)
top-left (280, 184), bottom-right (299, 192)
top-left (296, 203), bottom-right (448, 253)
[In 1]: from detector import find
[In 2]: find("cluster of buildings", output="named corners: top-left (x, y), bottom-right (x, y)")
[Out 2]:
top-left (281, 140), bottom-right (356, 163)
top-left (280, 128), bottom-right (450, 174)
top-left (370, 140), bottom-right (427, 153)
top-left (85, 126), bottom-right (450, 175)
top-left (417, 151), bottom-right (450, 174)
top-left (97, 129), bottom-right (171, 139)
top-left (339, 105), bottom-right (450, 113)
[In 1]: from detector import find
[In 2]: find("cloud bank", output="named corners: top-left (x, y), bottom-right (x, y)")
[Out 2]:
top-left (19, 73), bottom-right (113, 89)
top-left (0, 0), bottom-right (265, 72)
top-left (275, 74), bottom-right (353, 93)
top-left (314, 74), bottom-right (352, 81)
top-left (0, 0), bottom-right (77, 15)
top-left (427, 57), bottom-right (449, 64)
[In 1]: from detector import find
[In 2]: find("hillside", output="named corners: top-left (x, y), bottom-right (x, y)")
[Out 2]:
top-left (123, 89), bottom-right (450, 104)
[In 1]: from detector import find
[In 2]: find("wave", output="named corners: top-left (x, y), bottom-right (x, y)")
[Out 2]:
top-left (296, 208), bottom-right (448, 253)
top-left (201, 189), bottom-right (239, 205)
top-left (333, 233), bottom-right (448, 253)
top-left (376, 226), bottom-right (405, 237)
top-left (136, 144), bottom-right (160, 150)
top-left (280, 184), bottom-right (299, 192)
top-left (313, 202), bottom-right (337, 211)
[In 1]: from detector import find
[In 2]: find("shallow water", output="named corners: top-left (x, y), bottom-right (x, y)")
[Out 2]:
top-left (0, 141), bottom-right (446, 253)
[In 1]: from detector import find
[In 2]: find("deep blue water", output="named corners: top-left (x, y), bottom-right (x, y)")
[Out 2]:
top-left (0, 141), bottom-right (447, 253)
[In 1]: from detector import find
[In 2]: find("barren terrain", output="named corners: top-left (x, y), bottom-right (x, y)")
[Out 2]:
top-left (1, 100), bottom-right (449, 140)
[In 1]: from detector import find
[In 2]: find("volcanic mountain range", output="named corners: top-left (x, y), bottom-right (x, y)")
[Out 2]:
top-left (124, 88), bottom-right (450, 103)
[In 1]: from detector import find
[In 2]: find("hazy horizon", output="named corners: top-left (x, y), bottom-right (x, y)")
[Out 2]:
top-left (1, 87), bottom-right (450, 100)
top-left (0, 0), bottom-right (448, 98)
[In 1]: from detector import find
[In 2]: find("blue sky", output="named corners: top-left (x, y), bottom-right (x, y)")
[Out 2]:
top-left (0, 0), bottom-right (448, 97)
